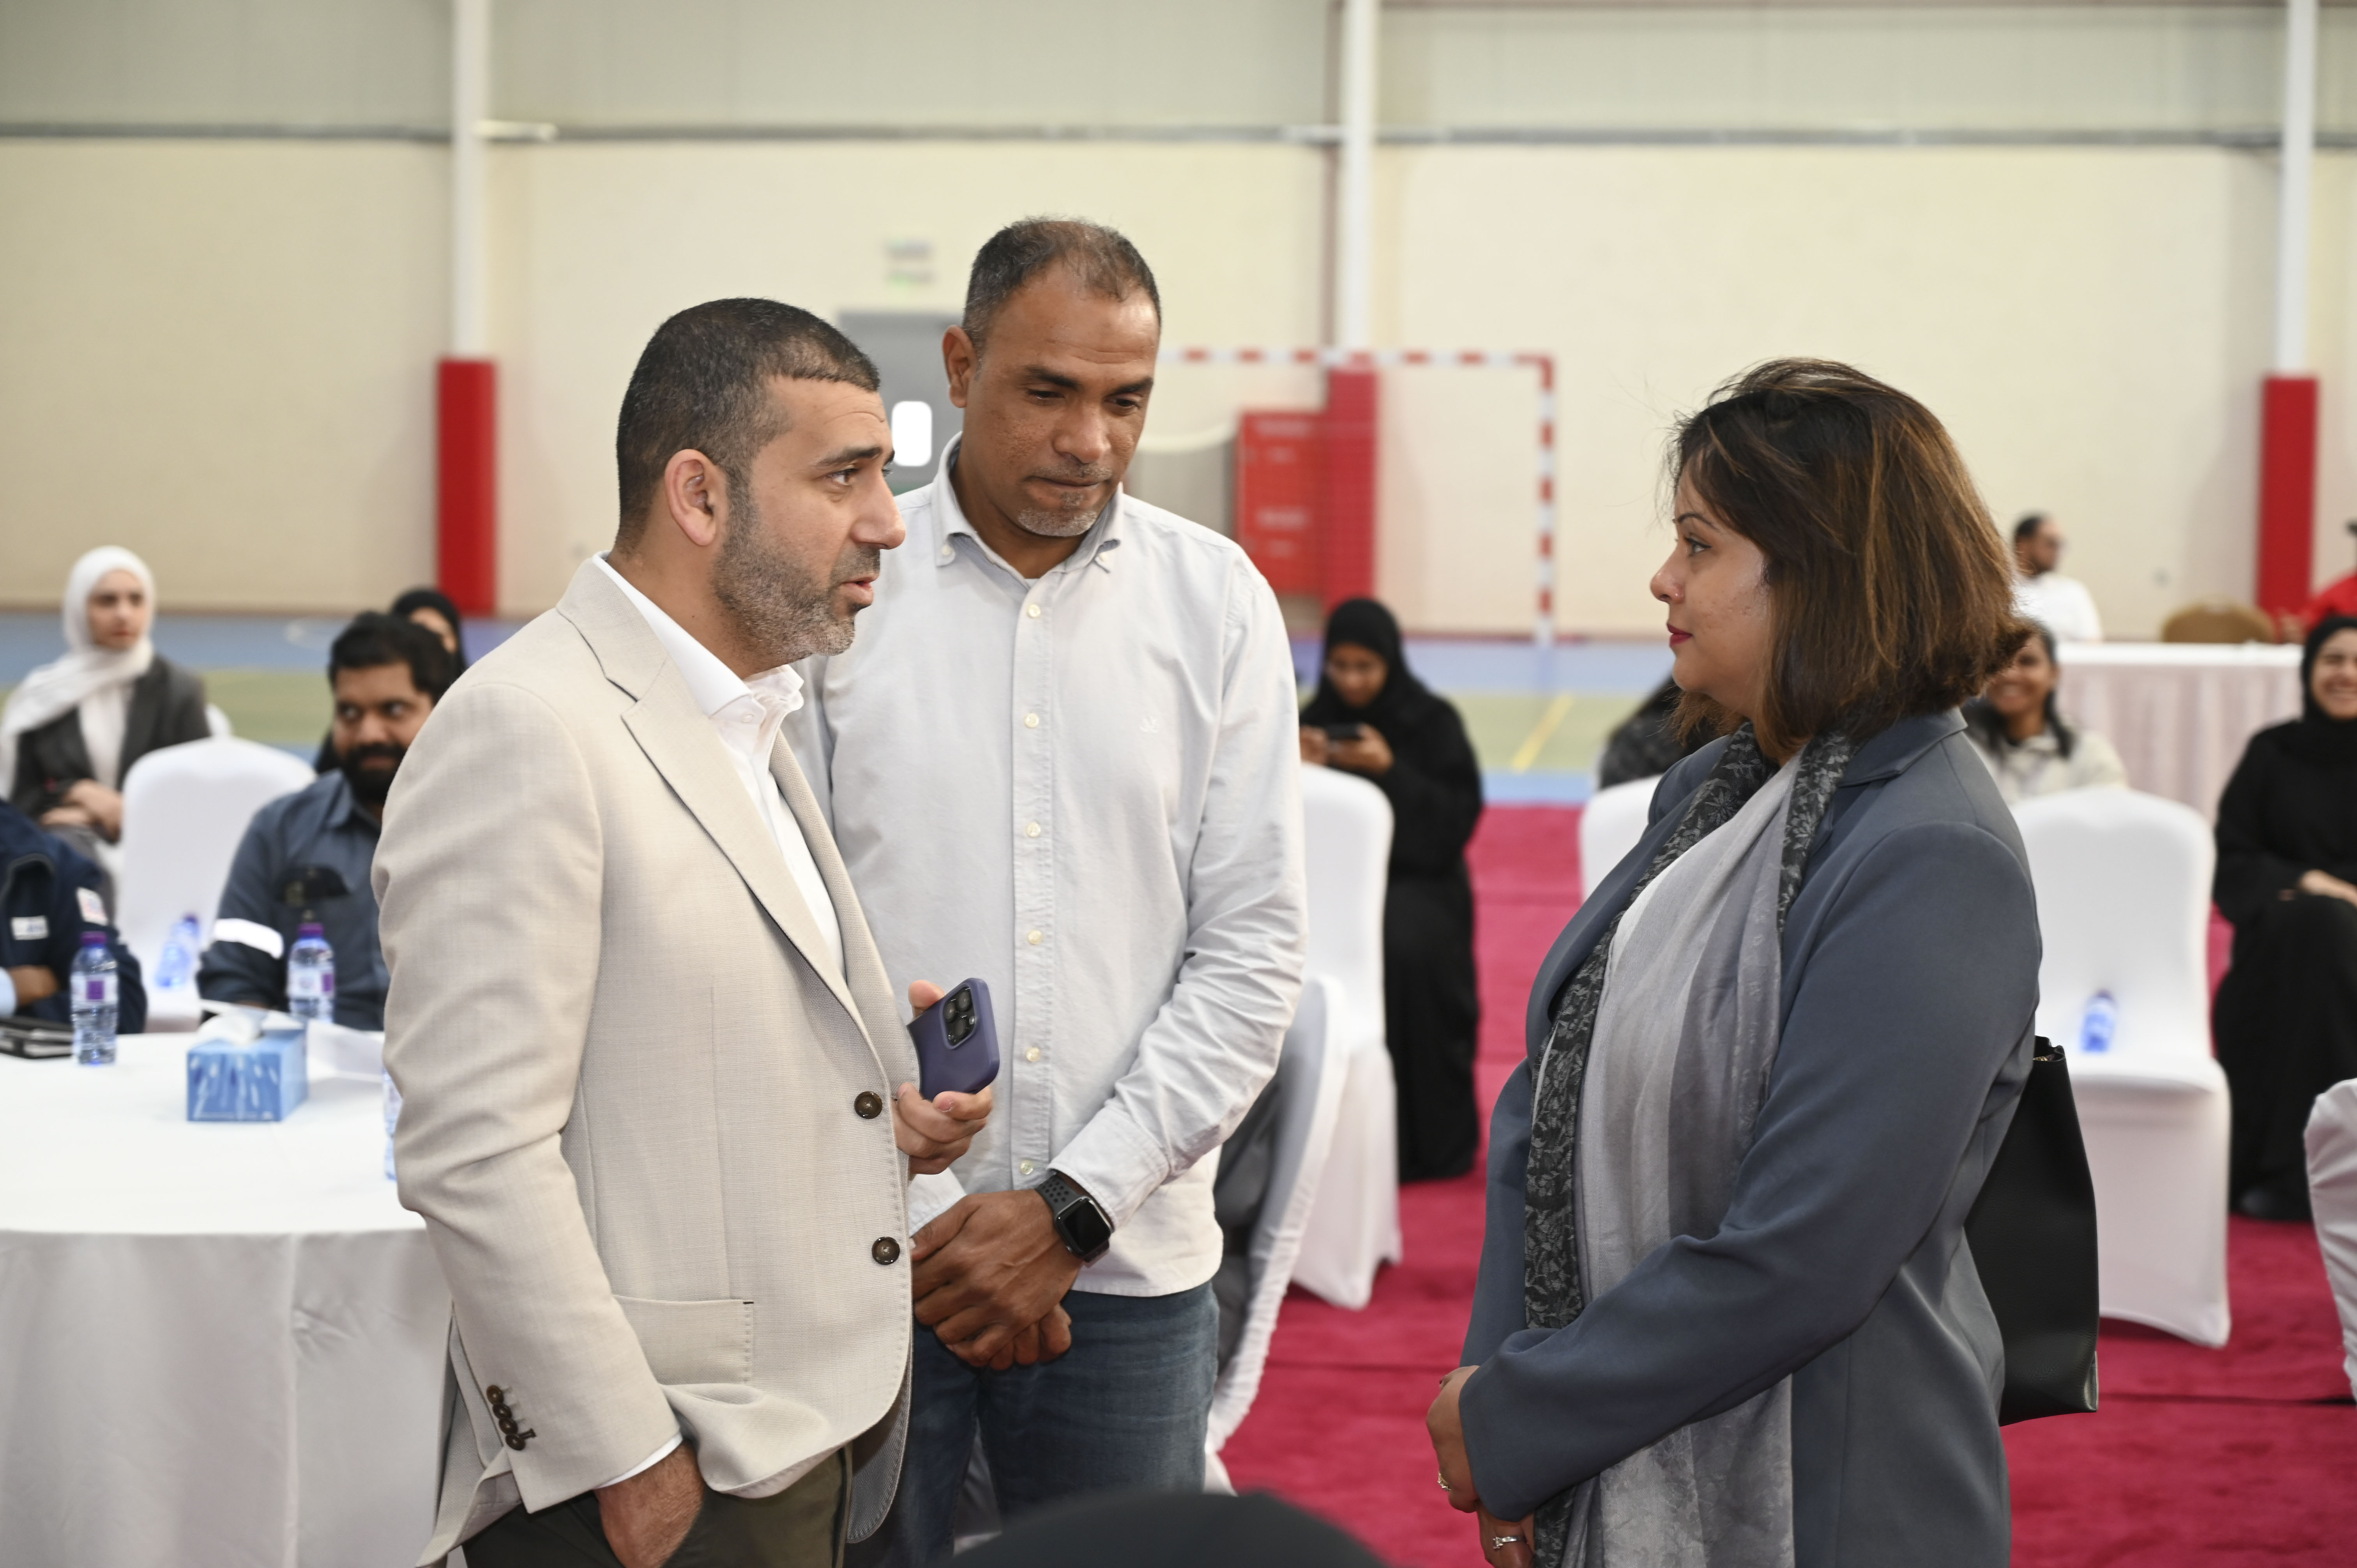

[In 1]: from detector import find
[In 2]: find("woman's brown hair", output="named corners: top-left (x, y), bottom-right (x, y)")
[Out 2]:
top-left (1672, 358), bottom-right (2028, 755)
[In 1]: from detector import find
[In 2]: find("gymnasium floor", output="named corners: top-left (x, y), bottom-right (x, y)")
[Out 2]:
top-left (0, 615), bottom-right (1673, 800)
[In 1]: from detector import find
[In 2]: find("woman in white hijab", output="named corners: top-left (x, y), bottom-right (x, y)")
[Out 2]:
top-left (2, 547), bottom-right (210, 858)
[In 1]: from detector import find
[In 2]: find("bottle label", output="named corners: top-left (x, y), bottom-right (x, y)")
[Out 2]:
top-left (290, 970), bottom-right (331, 999)
top-left (83, 974), bottom-right (117, 1006)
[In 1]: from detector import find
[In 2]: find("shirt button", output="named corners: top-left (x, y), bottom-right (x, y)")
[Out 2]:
top-left (1024, 1047), bottom-right (1041, 1063)
top-left (872, 1236), bottom-right (901, 1266)
top-left (1025, 822), bottom-right (1041, 839)
top-left (853, 1091), bottom-right (883, 1119)
top-left (1025, 604), bottom-right (1042, 619)
top-left (1018, 1159), bottom-right (1035, 1176)
top-left (939, 546), bottom-right (954, 561)
top-left (1023, 713), bottom-right (1041, 729)
top-left (1027, 929), bottom-right (1043, 945)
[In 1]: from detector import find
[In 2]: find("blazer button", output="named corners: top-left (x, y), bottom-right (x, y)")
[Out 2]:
top-left (854, 1091), bottom-right (884, 1119)
top-left (872, 1236), bottom-right (901, 1266)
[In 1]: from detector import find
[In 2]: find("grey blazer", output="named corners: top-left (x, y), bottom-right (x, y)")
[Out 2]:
top-left (1459, 710), bottom-right (2040, 1567)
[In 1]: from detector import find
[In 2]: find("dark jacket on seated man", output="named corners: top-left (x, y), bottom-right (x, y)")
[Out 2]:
top-left (196, 772), bottom-right (389, 1029)
top-left (7, 655), bottom-right (209, 818)
top-left (0, 800), bottom-right (146, 1029)
top-left (195, 612), bottom-right (453, 1032)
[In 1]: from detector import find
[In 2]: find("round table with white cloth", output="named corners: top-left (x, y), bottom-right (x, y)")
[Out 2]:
top-left (0, 1035), bottom-right (448, 1568)
top-left (2054, 641), bottom-right (2301, 819)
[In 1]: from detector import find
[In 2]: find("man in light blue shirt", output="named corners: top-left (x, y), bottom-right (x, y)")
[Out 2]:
top-left (794, 221), bottom-right (1306, 1559)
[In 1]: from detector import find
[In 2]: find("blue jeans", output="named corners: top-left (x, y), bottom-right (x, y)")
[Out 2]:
top-left (855, 1284), bottom-right (1218, 1568)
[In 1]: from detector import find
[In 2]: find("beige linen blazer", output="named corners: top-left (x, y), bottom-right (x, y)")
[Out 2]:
top-left (376, 562), bottom-right (919, 1564)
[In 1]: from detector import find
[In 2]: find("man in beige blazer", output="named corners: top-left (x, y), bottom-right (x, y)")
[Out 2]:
top-left (378, 300), bottom-right (990, 1568)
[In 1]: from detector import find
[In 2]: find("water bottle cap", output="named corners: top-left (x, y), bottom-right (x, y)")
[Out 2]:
top-left (80, 931), bottom-right (108, 947)
top-left (298, 922), bottom-right (325, 938)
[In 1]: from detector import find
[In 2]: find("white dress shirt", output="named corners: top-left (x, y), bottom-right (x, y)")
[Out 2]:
top-left (594, 555), bottom-right (843, 979)
top-left (788, 439), bottom-right (1307, 1298)
top-left (2015, 571), bottom-right (2104, 644)
top-left (590, 553), bottom-right (845, 1492)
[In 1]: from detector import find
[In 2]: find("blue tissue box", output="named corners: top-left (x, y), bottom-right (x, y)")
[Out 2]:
top-left (187, 1028), bottom-right (309, 1121)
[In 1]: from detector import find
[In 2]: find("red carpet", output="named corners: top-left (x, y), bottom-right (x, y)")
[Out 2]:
top-left (1222, 805), bottom-right (2357, 1565)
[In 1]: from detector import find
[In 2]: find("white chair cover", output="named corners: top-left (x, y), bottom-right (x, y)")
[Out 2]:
top-left (114, 738), bottom-right (316, 1031)
top-left (2014, 788), bottom-right (2232, 1346)
top-left (2305, 1077), bottom-right (2357, 1402)
top-left (1203, 975), bottom-right (1353, 1489)
top-left (1579, 776), bottom-right (1659, 899)
top-left (1289, 764), bottom-right (1400, 1309)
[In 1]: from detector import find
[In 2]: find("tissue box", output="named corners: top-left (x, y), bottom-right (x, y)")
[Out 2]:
top-left (187, 1027), bottom-right (309, 1121)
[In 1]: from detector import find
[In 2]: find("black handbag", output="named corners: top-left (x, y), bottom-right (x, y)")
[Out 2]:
top-left (1965, 1036), bottom-right (2101, 1424)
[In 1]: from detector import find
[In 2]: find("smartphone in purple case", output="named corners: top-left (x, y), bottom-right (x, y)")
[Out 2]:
top-left (910, 978), bottom-right (1001, 1098)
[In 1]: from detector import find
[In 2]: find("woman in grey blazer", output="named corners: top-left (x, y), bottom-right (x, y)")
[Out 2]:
top-left (1428, 361), bottom-right (2041, 1568)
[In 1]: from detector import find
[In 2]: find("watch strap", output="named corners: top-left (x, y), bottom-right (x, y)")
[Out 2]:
top-left (1035, 1170), bottom-right (1113, 1263)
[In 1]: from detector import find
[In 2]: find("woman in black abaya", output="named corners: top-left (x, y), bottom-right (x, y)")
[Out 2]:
top-left (2213, 614), bottom-right (2357, 1220)
top-left (1300, 599), bottom-right (1486, 1181)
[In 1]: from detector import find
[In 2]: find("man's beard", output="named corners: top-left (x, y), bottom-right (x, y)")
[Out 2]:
top-left (1014, 468), bottom-right (1117, 540)
top-left (712, 491), bottom-right (878, 666)
top-left (339, 742), bottom-right (406, 806)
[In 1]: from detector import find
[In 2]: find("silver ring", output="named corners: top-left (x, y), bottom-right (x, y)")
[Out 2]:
top-left (1490, 1536), bottom-right (1522, 1550)
top-left (1437, 1471), bottom-right (1452, 1491)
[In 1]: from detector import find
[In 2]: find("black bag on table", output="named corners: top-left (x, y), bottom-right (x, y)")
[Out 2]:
top-left (1965, 1036), bottom-right (2102, 1424)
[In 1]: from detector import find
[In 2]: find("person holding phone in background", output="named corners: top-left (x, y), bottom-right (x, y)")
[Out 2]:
top-left (1300, 597), bottom-right (1486, 1181)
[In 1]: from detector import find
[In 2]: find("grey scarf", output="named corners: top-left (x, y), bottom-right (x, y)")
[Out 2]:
top-left (1523, 727), bottom-right (1858, 1567)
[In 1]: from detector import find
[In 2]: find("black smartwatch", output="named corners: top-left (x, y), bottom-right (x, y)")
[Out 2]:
top-left (1035, 1170), bottom-right (1114, 1264)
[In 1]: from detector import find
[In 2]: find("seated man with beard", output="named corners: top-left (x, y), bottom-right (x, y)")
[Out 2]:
top-left (198, 613), bottom-right (453, 1029)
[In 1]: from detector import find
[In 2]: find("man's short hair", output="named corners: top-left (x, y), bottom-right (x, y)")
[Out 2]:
top-left (2012, 512), bottom-right (2050, 546)
top-left (614, 298), bottom-right (880, 545)
top-left (963, 219), bottom-right (1161, 355)
top-left (330, 613), bottom-right (454, 702)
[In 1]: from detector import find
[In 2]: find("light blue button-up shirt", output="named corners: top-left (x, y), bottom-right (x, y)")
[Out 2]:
top-left (788, 439), bottom-right (1307, 1297)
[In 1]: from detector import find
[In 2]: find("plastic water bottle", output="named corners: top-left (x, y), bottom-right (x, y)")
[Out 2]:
top-left (2079, 990), bottom-right (2117, 1056)
top-left (152, 912), bottom-right (202, 992)
top-left (382, 1071), bottom-right (403, 1181)
top-left (288, 923), bottom-right (335, 1022)
top-left (71, 933), bottom-right (118, 1066)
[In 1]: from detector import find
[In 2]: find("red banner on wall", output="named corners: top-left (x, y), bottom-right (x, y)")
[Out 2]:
top-left (2258, 373), bottom-right (2319, 620)
top-left (437, 357), bottom-right (498, 617)
top-left (1320, 368), bottom-right (1378, 607)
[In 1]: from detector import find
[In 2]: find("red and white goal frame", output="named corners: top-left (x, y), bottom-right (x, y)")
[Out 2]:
top-left (1161, 346), bottom-right (1560, 645)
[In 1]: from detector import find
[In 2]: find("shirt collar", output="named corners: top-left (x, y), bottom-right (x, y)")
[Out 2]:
top-left (320, 769), bottom-right (381, 835)
top-left (926, 435), bottom-right (1127, 577)
top-left (593, 554), bottom-right (805, 720)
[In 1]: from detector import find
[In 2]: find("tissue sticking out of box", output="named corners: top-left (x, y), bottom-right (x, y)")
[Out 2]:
top-left (187, 1019), bottom-right (309, 1121)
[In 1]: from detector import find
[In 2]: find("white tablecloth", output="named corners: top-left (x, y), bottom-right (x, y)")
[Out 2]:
top-left (0, 1036), bottom-right (448, 1568)
top-left (2056, 642), bottom-right (2302, 818)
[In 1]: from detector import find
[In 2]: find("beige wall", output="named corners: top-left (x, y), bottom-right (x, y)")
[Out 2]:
top-left (1, 134), bottom-right (2351, 638)
top-left (0, 140), bottom-right (446, 612)
top-left (489, 141), bottom-right (1326, 610)
top-left (1380, 143), bottom-right (2290, 637)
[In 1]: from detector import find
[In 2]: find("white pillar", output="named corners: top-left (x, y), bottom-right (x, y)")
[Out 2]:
top-left (450, 0), bottom-right (490, 358)
top-left (1333, 0), bottom-right (1378, 350)
top-left (2275, 0), bottom-right (2318, 373)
